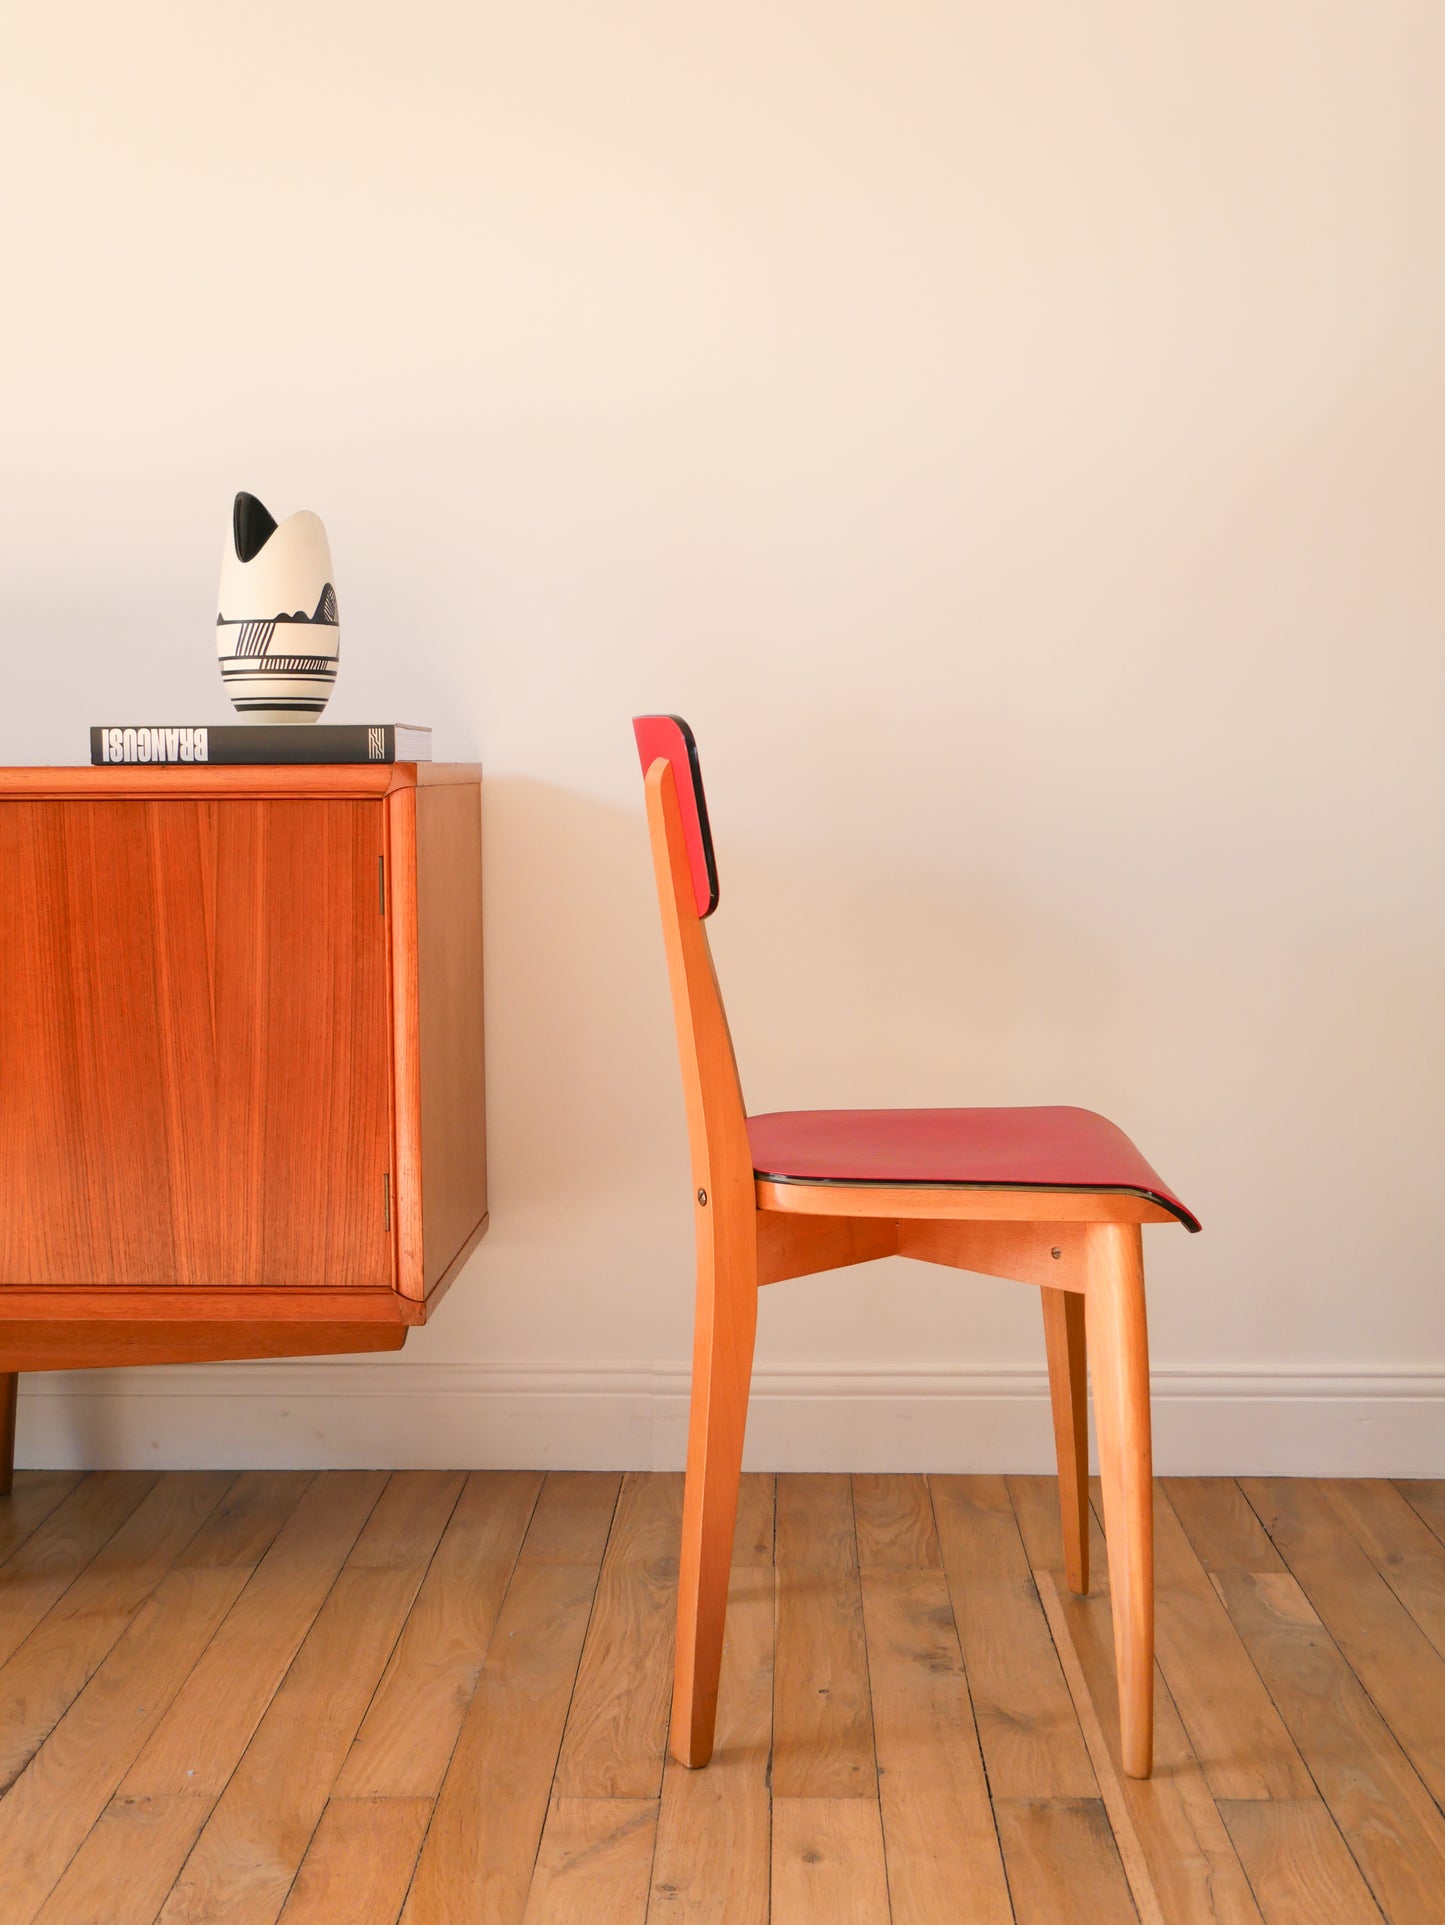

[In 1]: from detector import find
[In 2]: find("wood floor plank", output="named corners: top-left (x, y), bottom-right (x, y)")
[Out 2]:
top-left (123, 1469), bottom-right (388, 1800)
top-left (991, 1799), bottom-right (1137, 1925)
top-left (649, 1563), bottom-right (773, 1924)
top-left (1395, 1479), bottom-right (1445, 1547)
top-left (1038, 1567), bottom-right (1259, 1924)
top-left (516, 1468), bottom-right (621, 1565)
top-left (338, 1469), bottom-right (543, 1798)
top-left (1007, 1470), bottom-right (1107, 1578)
top-left (1241, 1476), bottom-right (1445, 1809)
top-left (771, 1473), bottom-right (875, 1799)
top-left (0, 1473), bottom-right (304, 1925)
top-left (156, 1472), bottom-right (464, 1925)
top-left (0, 1471), bottom-right (156, 1670)
top-left (1212, 1568), bottom-right (1445, 1922)
top-left (931, 1474), bottom-right (1095, 1799)
top-left (1163, 1477), bottom-right (1286, 1573)
top-left (859, 1566), bottom-right (1012, 1924)
top-left (401, 1471), bottom-right (621, 1925)
top-left (1148, 1485), bottom-right (1311, 1801)
top-left (522, 1798), bottom-right (657, 1923)
top-left (33, 1795), bottom-right (211, 1925)
top-left (1218, 1800), bottom-right (1385, 1925)
top-left (1321, 1477), bottom-right (1445, 1660)
top-left (554, 1472), bottom-right (683, 1799)
top-left (7, 1472), bottom-right (1445, 1922)
top-left (0, 1471), bottom-right (85, 1567)
top-left (0, 1470), bottom-right (234, 1788)
top-left (770, 1798), bottom-right (890, 1924)
top-left (732, 1474), bottom-right (775, 1567)
top-left (852, 1473), bottom-right (941, 1569)
top-left (276, 1797), bottom-right (431, 1925)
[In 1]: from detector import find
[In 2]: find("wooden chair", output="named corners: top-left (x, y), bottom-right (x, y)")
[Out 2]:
top-left (633, 714), bottom-right (1199, 1780)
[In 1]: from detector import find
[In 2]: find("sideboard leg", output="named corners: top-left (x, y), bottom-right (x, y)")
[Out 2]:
top-left (0, 1374), bottom-right (17, 1495)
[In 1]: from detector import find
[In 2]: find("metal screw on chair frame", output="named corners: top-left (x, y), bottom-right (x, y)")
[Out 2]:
top-left (697, 1189), bottom-right (708, 1206)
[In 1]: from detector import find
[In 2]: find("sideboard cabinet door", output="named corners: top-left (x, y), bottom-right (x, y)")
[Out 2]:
top-left (0, 798), bottom-right (393, 1289)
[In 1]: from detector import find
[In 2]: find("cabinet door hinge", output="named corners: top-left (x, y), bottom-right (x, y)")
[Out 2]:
top-left (383, 1171), bottom-right (392, 1230)
top-left (378, 855), bottom-right (386, 915)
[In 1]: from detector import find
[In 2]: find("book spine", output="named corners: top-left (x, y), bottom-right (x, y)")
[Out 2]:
top-left (91, 725), bottom-right (398, 766)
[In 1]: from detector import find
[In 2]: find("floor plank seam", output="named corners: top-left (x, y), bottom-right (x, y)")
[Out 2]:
top-left (389, 1470), bottom-right (547, 1923)
top-left (845, 1476), bottom-right (894, 1925)
top-left (524, 1473), bottom-right (626, 1901)
top-left (1034, 1569), bottom-right (1162, 1925)
top-left (1233, 1478), bottom-right (1445, 1832)
top-left (142, 1470), bottom-right (395, 1923)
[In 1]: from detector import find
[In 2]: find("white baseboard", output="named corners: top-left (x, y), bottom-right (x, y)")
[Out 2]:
top-left (12, 1362), bottom-right (1444, 1477)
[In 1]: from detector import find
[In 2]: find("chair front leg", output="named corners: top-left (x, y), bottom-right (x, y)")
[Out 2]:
top-left (1083, 1222), bottom-right (1154, 1778)
top-left (1041, 1287), bottom-right (1089, 1594)
top-left (672, 1214), bottom-right (758, 1769)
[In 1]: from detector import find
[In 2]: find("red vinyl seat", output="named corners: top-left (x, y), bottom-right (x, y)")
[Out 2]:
top-left (748, 1105), bottom-right (1200, 1231)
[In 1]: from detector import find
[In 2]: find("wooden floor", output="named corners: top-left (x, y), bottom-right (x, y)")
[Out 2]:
top-left (1, 1472), bottom-right (1443, 1922)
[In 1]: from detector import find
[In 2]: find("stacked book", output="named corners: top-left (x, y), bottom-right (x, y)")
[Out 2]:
top-left (90, 724), bottom-right (432, 766)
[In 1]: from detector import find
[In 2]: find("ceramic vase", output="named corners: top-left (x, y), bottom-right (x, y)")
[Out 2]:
top-left (216, 492), bottom-right (340, 722)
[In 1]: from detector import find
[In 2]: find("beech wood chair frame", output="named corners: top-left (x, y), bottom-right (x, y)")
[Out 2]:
top-left (642, 749), bottom-right (1174, 1780)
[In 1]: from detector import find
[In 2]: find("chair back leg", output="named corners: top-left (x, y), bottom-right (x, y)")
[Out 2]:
top-left (671, 1218), bottom-right (759, 1768)
top-left (1042, 1288), bottom-right (1090, 1594)
top-left (1084, 1221), bottom-right (1154, 1777)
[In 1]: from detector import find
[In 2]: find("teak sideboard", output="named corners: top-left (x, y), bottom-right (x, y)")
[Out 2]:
top-left (0, 762), bottom-right (487, 1490)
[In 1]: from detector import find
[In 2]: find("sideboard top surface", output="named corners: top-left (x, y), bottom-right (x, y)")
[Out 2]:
top-left (0, 763), bottom-right (482, 801)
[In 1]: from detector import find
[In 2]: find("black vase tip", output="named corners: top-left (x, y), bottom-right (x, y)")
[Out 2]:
top-left (233, 492), bottom-right (278, 564)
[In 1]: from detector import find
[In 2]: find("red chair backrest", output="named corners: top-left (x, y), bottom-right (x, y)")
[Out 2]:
top-left (632, 715), bottom-right (719, 918)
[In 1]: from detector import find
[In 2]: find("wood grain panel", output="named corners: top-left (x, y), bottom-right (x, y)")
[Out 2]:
top-left (277, 1797), bottom-right (431, 1925)
top-left (155, 1474), bottom-right (460, 1925)
top-left (649, 1567), bottom-right (773, 1924)
top-left (1219, 1800), bottom-right (1385, 1925)
top-left (931, 1475), bottom-right (1096, 1800)
top-left (401, 1474), bottom-right (620, 1925)
top-left (771, 1473), bottom-right (875, 1799)
top-left (0, 799), bottom-right (391, 1291)
top-left (860, 1567), bottom-right (1012, 1922)
top-left (770, 1799), bottom-right (890, 1923)
top-left (1242, 1475), bottom-right (1445, 1809)
top-left (521, 1798), bottom-right (657, 1923)
top-left (991, 1799), bottom-right (1137, 1925)
top-left (1150, 1485), bottom-right (1312, 1800)
top-left (0, 1471), bottom-right (233, 1786)
top-left (1163, 1476), bottom-right (1287, 1573)
top-left (32, 1794), bottom-right (208, 1925)
top-left (124, 1470), bottom-right (387, 1798)
top-left (0, 1471), bottom-right (156, 1668)
top-left (852, 1472), bottom-right (941, 1570)
top-left (1323, 1477), bottom-right (1445, 1660)
top-left (1213, 1568), bottom-right (1445, 1921)
top-left (554, 1471), bottom-right (682, 1798)
top-left (1038, 1567), bottom-right (1260, 1923)
top-left (0, 1470), bottom-right (85, 1566)
top-left (414, 779), bottom-right (487, 1294)
top-left (1396, 1479), bottom-right (1445, 1546)
top-left (0, 1474), bottom-right (302, 1925)
top-left (338, 1469), bottom-right (542, 1798)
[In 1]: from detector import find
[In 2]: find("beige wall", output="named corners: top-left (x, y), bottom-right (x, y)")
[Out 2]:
top-left (4, 2), bottom-right (1442, 1470)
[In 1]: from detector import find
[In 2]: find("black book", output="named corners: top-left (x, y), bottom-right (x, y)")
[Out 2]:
top-left (91, 724), bottom-right (432, 766)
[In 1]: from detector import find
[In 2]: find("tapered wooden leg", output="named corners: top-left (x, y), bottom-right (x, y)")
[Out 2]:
top-left (1083, 1222), bottom-right (1153, 1778)
top-left (0, 1374), bottom-right (18, 1496)
top-left (672, 1227), bottom-right (759, 1769)
top-left (1042, 1287), bottom-right (1089, 1595)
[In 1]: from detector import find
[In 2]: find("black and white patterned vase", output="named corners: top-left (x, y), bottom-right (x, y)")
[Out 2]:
top-left (216, 492), bottom-right (340, 723)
